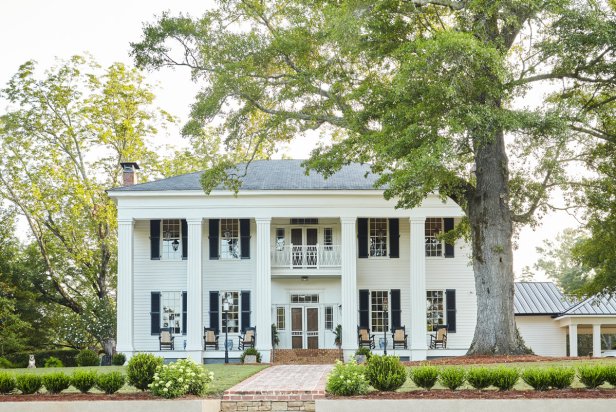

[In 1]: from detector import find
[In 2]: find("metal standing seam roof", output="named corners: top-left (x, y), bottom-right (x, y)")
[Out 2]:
top-left (561, 295), bottom-right (616, 316)
top-left (514, 282), bottom-right (576, 315)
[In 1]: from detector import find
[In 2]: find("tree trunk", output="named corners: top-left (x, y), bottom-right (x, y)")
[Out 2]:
top-left (466, 129), bottom-right (529, 355)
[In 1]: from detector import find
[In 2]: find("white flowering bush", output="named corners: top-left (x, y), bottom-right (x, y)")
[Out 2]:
top-left (149, 359), bottom-right (214, 398)
top-left (325, 359), bottom-right (369, 396)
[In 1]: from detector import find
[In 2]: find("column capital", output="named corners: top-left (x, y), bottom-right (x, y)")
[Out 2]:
top-left (186, 218), bottom-right (203, 225)
top-left (340, 216), bottom-right (357, 224)
top-left (117, 218), bottom-right (134, 225)
top-left (255, 217), bottom-right (272, 224)
top-left (409, 216), bottom-right (427, 223)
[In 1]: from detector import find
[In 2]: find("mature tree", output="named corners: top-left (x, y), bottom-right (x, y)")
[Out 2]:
top-left (132, 0), bottom-right (616, 354)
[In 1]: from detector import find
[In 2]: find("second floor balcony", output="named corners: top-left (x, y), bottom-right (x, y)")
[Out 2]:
top-left (271, 244), bottom-right (342, 270)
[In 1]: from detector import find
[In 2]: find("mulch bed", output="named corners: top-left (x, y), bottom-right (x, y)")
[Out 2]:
top-left (404, 355), bottom-right (610, 366)
top-left (332, 389), bottom-right (616, 399)
top-left (0, 392), bottom-right (212, 402)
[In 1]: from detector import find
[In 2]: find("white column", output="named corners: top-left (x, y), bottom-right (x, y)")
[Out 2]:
top-left (410, 216), bottom-right (427, 360)
top-left (569, 324), bottom-right (578, 357)
top-left (593, 324), bottom-right (602, 358)
top-left (186, 219), bottom-right (203, 362)
top-left (116, 219), bottom-right (134, 357)
top-left (341, 217), bottom-right (358, 360)
top-left (255, 218), bottom-right (272, 362)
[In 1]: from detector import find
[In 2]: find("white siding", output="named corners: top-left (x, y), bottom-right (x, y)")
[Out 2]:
top-left (516, 316), bottom-right (567, 356)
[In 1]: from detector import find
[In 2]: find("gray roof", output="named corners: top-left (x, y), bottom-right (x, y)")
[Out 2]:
top-left (108, 159), bottom-right (381, 192)
top-left (561, 295), bottom-right (616, 316)
top-left (514, 282), bottom-right (575, 315)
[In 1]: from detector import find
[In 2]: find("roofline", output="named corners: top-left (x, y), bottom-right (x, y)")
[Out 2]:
top-left (555, 314), bottom-right (616, 320)
top-left (108, 189), bottom-right (391, 198)
top-left (514, 313), bottom-right (560, 317)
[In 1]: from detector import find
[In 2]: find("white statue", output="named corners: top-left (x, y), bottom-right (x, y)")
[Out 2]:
top-left (27, 355), bottom-right (36, 368)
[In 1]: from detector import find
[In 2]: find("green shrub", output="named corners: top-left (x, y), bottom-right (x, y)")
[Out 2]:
top-left (4, 350), bottom-right (80, 368)
top-left (15, 374), bottom-right (43, 394)
top-left (605, 365), bottom-right (616, 387)
top-left (325, 359), bottom-right (369, 396)
top-left (71, 370), bottom-right (98, 393)
top-left (95, 372), bottom-right (125, 394)
top-left (44, 356), bottom-right (64, 368)
top-left (240, 348), bottom-right (262, 363)
top-left (439, 367), bottom-right (466, 390)
top-left (149, 359), bottom-right (214, 398)
top-left (409, 366), bottom-right (439, 390)
top-left (0, 372), bottom-right (16, 394)
top-left (365, 355), bottom-right (407, 391)
top-left (546, 367), bottom-right (575, 389)
top-left (127, 353), bottom-right (164, 391)
top-left (466, 367), bottom-right (493, 390)
top-left (112, 353), bottom-right (126, 366)
top-left (491, 367), bottom-right (519, 391)
top-left (0, 357), bottom-right (14, 369)
top-left (42, 372), bottom-right (71, 394)
top-left (76, 349), bottom-right (99, 367)
top-left (521, 368), bottom-right (551, 391)
top-left (354, 347), bottom-right (372, 361)
top-left (577, 365), bottom-right (606, 389)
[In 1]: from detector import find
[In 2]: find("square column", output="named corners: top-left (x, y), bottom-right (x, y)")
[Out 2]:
top-left (410, 217), bottom-right (427, 360)
top-left (569, 324), bottom-right (578, 357)
top-left (116, 219), bottom-right (134, 357)
top-left (186, 219), bottom-right (203, 362)
top-left (340, 217), bottom-right (358, 359)
top-left (593, 324), bottom-right (602, 358)
top-left (255, 218), bottom-right (272, 362)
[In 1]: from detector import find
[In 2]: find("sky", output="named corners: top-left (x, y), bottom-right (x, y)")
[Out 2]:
top-left (0, 0), bottom-right (582, 279)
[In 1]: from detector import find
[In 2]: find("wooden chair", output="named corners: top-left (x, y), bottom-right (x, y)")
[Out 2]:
top-left (357, 326), bottom-right (375, 349)
top-left (203, 327), bottom-right (219, 350)
top-left (159, 330), bottom-right (175, 351)
top-left (429, 325), bottom-right (448, 349)
top-left (239, 327), bottom-right (256, 350)
top-left (392, 326), bottom-right (408, 349)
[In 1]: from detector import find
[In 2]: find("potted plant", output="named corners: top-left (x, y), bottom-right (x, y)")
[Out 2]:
top-left (354, 347), bottom-right (371, 364)
top-left (334, 324), bottom-right (342, 348)
top-left (271, 323), bottom-right (280, 348)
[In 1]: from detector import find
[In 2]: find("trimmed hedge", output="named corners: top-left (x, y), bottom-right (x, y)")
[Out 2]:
top-left (76, 349), bottom-right (100, 367)
top-left (3, 350), bottom-right (80, 368)
top-left (365, 355), bottom-right (407, 391)
top-left (42, 372), bottom-right (71, 394)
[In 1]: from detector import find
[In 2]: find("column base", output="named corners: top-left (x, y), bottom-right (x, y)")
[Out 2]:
top-left (410, 349), bottom-right (427, 361)
top-left (342, 349), bottom-right (358, 362)
top-left (186, 350), bottom-right (204, 364)
top-left (255, 349), bottom-right (271, 363)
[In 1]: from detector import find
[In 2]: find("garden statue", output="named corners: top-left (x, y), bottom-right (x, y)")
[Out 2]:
top-left (27, 355), bottom-right (36, 368)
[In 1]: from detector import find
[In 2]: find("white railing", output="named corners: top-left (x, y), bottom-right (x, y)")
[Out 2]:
top-left (271, 244), bottom-right (342, 269)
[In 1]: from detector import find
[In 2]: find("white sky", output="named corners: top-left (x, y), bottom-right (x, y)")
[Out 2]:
top-left (0, 0), bottom-right (582, 279)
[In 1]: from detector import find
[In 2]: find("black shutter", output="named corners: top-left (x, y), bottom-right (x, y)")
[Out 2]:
top-left (209, 219), bottom-right (219, 260)
top-left (358, 218), bottom-right (369, 258)
top-left (359, 289), bottom-right (369, 328)
top-left (150, 220), bottom-right (161, 260)
top-left (446, 289), bottom-right (456, 332)
top-left (209, 291), bottom-right (220, 334)
top-left (444, 218), bottom-right (455, 258)
top-left (151, 292), bottom-right (161, 335)
top-left (241, 290), bottom-right (251, 332)
top-left (240, 219), bottom-right (251, 259)
top-left (390, 289), bottom-right (401, 329)
top-left (389, 219), bottom-right (399, 258)
top-left (181, 219), bottom-right (188, 260)
top-left (182, 291), bottom-right (187, 335)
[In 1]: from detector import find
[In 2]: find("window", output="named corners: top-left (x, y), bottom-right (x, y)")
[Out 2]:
top-left (369, 218), bottom-right (388, 257)
top-left (276, 307), bottom-right (285, 330)
top-left (220, 219), bottom-right (241, 259)
top-left (221, 291), bottom-right (240, 333)
top-left (425, 218), bottom-right (444, 257)
top-left (276, 228), bottom-right (286, 251)
top-left (324, 228), bottom-right (333, 251)
top-left (325, 306), bottom-right (333, 330)
top-left (290, 294), bottom-right (319, 303)
top-left (161, 291), bottom-right (183, 334)
top-left (426, 290), bottom-right (445, 331)
top-left (290, 218), bottom-right (319, 225)
top-left (371, 290), bottom-right (389, 332)
top-left (162, 220), bottom-right (182, 260)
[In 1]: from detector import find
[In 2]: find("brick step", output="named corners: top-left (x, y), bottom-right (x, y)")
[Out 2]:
top-left (272, 349), bottom-right (342, 364)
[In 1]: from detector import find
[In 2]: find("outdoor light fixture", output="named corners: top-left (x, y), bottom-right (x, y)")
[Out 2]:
top-left (223, 293), bottom-right (231, 364)
top-left (301, 276), bottom-right (309, 282)
top-left (383, 297), bottom-right (389, 355)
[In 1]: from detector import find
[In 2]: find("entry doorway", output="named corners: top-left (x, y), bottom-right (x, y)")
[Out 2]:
top-left (291, 306), bottom-right (319, 349)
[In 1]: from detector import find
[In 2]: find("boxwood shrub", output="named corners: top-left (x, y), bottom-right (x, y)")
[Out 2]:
top-left (44, 356), bottom-right (64, 368)
top-left (521, 368), bottom-right (551, 391)
top-left (546, 367), bottom-right (575, 389)
top-left (466, 367), bottom-right (493, 390)
top-left (42, 372), bottom-right (71, 394)
top-left (76, 349), bottom-right (100, 367)
top-left (0, 357), bottom-right (14, 369)
top-left (0, 372), bottom-right (16, 394)
top-left (491, 367), bottom-right (519, 391)
top-left (127, 353), bottom-right (164, 391)
top-left (365, 355), bottom-right (407, 391)
top-left (577, 365), bottom-right (606, 389)
top-left (15, 374), bottom-right (43, 394)
top-left (439, 367), bottom-right (466, 390)
top-left (111, 353), bottom-right (126, 366)
top-left (95, 372), bottom-right (125, 394)
top-left (605, 365), bottom-right (616, 387)
top-left (71, 370), bottom-right (98, 393)
top-left (409, 366), bottom-right (439, 390)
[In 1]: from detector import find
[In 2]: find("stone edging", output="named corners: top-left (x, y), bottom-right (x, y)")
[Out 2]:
top-left (0, 400), bottom-right (221, 412)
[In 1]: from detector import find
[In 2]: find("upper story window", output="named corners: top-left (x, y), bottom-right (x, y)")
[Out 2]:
top-left (162, 219), bottom-right (182, 260)
top-left (221, 291), bottom-right (240, 333)
top-left (425, 218), bottom-right (444, 257)
top-left (426, 290), bottom-right (445, 331)
top-left (220, 219), bottom-right (241, 260)
top-left (324, 228), bottom-right (333, 251)
top-left (161, 291), bottom-right (183, 334)
top-left (369, 218), bottom-right (388, 257)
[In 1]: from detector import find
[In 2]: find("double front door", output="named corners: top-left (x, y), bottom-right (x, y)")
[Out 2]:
top-left (291, 228), bottom-right (318, 267)
top-left (291, 306), bottom-right (319, 349)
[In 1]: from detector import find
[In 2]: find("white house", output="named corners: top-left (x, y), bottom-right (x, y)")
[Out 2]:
top-left (108, 159), bottom-right (477, 363)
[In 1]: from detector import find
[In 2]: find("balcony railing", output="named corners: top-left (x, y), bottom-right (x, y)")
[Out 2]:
top-left (271, 244), bottom-right (342, 269)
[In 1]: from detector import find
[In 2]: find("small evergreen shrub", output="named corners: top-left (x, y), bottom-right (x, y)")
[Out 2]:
top-left (76, 349), bottom-right (99, 367)
top-left (354, 347), bottom-right (372, 361)
top-left (409, 366), bottom-right (439, 390)
top-left (149, 359), bottom-right (213, 398)
top-left (466, 367), bottom-right (493, 390)
top-left (546, 367), bottom-right (575, 389)
top-left (112, 353), bottom-right (126, 366)
top-left (491, 367), bottom-right (519, 391)
top-left (439, 367), bottom-right (466, 390)
top-left (71, 370), bottom-right (98, 393)
top-left (325, 359), bottom-right (369, 396)
top-left (604, 365), bottom-right (616, 387)
top-left (42, 372), bottom-right (71, 394)
top-left (15, 374), bottom-right (43, 394)
top-left (127, 353), bottom-right (164, 391)
top-left (521, 368), bottom-right (551, 391)
top-left (95, 372), bottom-right (125, 394)
top-left (44, 356), bottom-right (64, 368)
top-left (577, 365), bottom-right (606, 389)
top-left (0, 372), bottom-right (16, 394)
top-left (365, 355), bottom-right (407, 391)
top-left (0, 357), bottom-right (14, 369)
top-left (240, 348), bottom-right (262, 363)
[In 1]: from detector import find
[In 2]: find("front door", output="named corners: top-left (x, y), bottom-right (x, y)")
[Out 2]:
top-left (291, 306), bottom-right (319, 349)
top-left (291, 228), bottom-right (318, 268)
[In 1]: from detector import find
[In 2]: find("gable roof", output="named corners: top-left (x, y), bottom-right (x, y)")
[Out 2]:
top-left (514, 282), bottom-right (575, 315)
top-left (108, 159), bottom-right (381, 192)
top-left (561, 295), bottom-right (616, 316)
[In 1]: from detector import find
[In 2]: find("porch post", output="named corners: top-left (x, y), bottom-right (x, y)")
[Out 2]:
top-left (186, 219), bottom-right (203, 362)
top-left (341, 217), bottom-right (358, 360)
top-left (409, 216), bottom-right (427, 360)
top-left (116, 219), bottom-right (134, 358)
top-left (592, 323), bottom-right (602, 358)
top-left (255, 218), bottom-right (272, 362)
top-left (569, 324), bottom-right (578, 357)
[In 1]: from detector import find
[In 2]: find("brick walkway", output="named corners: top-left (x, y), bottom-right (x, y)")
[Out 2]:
top-left (222, 364), bottom-right (333, 401)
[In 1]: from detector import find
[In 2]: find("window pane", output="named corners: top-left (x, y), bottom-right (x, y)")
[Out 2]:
top-left (161, 291), bottom-right (182, 334)
top-left (425, 218), bottom-right (443, 257)
top-left (276, 307), bottom-right (285, 330)
top-left (162, 220), bottom-right (182, 260)
top-left (276, 228), bottom-right (285, 251)
top-left (369, 218), bottom-right (388, 257)
top-left (221, 291), bottom-right (239, 333)
top-left (371, 290), bottom-right (389, 332)
top-left (426, 290), bottom-right (445, 331)
top-left (220, 219), bottom-right (241, 259)
top-left (325, 306), bottom-right (333, 330)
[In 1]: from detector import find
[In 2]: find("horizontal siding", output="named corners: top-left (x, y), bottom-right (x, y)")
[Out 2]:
top-left (516, 316), bottom-right (567, 357)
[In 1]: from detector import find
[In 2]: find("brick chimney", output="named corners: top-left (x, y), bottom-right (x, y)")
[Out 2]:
top-left (120, 162), bottom-right (140, 186)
